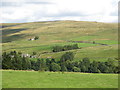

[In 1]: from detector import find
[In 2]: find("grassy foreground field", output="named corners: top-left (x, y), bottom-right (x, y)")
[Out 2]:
top-left (2, 70), bottom-right (118, 88)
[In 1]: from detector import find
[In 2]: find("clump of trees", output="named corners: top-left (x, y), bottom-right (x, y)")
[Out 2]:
top-left (2, 51), bottom-right (119, 73)
top-left (60, 52), bottom-right (74, 62)
top-left (52, 44), bottom-right (79, 52)
top-left (32, 52), bottom-right (37, 55)
top-left (34, 36), bottom-right (39, 40)
top-left (2, 51), bottom-right (31, 70)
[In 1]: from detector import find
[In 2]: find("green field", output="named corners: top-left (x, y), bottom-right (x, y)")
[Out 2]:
top-left (2, 70), bottom-right (118, 88)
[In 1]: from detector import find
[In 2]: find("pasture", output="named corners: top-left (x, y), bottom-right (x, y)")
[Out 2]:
top-left (2, 70), bottom-right (118, 88)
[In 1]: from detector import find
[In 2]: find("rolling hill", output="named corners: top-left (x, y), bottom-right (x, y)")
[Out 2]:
top-left (1, 20), bottom-right (118, 61)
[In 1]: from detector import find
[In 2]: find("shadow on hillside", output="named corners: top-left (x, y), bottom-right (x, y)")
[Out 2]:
top-left (2, 34), bottom-right (26, 43)
top-left (2, 28), bottom-right (28, 36)
top-left (0, 24), bottom-right (22, 28)
top-left (2, 28), bottom-right (29, 43)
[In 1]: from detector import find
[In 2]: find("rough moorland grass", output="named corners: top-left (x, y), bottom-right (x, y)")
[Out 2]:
top-left (2, 70), bottom-right (118, 88)
top-left (2, 21), bottom-right (117, 48)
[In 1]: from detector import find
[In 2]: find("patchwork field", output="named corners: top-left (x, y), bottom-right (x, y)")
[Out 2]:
top-left (2, 70), bottom-right (118, 88)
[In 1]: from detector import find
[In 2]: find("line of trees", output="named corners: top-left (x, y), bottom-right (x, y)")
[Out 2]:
top-left (2, 51), bottom-right (119, 73)
top-left (52, 44), bottom-right (79, 52)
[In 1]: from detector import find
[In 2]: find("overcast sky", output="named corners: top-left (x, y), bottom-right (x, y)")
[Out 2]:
top-left (0, 0), bottom-right (119, 23)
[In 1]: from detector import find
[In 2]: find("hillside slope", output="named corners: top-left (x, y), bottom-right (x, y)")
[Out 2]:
top-left (1, 21), bottom-right (118, 61)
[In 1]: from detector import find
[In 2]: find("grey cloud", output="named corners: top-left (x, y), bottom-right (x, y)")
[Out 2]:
top-left (110, 12), bottom-right (117, 16)
top-left (1, 2), bottom-right (22, 7)
top-left (2, 17), bottom-right (32, 23)
top-left (50, 12), bottom-right (89, 17)
top-left (26, 1), bottom-right (53, 4)
top-left (1, 1), bottom-right (53, 7)
top-left (33, 11), bottom-right (89, 19)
